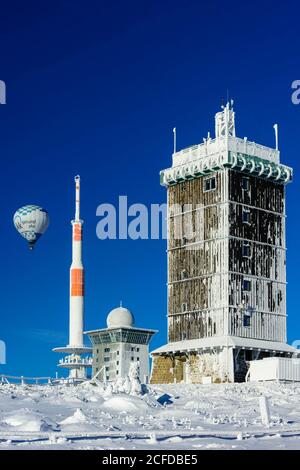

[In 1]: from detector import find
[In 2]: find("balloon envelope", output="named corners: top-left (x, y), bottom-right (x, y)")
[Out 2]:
top-left (13, 205), bottom-right (50, 250)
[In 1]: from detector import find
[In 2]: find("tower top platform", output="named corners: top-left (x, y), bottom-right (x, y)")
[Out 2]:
top-left (161, 103), bottom-right (293, 187)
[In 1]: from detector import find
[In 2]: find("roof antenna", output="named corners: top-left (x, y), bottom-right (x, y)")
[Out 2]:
top-left (273, 124), bottom-right (279, 150)
top-left (173, 127), bottom-right (176, 154)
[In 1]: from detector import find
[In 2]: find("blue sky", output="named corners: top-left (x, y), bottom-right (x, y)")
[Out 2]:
top-left (0, 0), bottom-right (300, 376)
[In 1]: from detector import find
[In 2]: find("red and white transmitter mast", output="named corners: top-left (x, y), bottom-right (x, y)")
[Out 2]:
top-left (53, 176), bottom-right (92, 381)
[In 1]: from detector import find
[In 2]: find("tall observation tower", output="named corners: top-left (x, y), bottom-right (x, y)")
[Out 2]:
top-left (151, 102), bottom-right (298, 384)
top-left (53, 176), bottom-right (92, 381)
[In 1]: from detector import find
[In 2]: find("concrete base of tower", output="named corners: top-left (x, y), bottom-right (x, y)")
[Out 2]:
top-left (150, 337), bottom-right (299, 384)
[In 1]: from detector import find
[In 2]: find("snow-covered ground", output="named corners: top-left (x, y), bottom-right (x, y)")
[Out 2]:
top-left (0, 380), bottom-right (300, 450)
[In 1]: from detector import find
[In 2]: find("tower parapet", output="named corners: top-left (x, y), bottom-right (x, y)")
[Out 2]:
top-left (161, 103), bottom-right (292, 187)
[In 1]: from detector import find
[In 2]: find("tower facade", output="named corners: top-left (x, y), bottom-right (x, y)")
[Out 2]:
top-left (53, 176), bottom-right (92, 381)
top-left (151, 103), bottom-right (297, 384)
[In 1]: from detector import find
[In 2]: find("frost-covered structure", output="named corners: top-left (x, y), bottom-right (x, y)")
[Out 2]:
top-left (151, 102), bottom-right (298, 384)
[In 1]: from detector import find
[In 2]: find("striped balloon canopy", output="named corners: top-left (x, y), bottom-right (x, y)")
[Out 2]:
top-left (13, 205), bottom-right (50, 250)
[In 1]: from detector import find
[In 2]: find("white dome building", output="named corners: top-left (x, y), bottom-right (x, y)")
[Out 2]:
top-left (106, 306), bottom-right (135, 328)
top-left (85, 305), bottom-right (157, 383)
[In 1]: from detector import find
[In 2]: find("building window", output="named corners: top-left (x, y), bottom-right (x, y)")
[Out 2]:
top-left (104, 357), bottom-right (110, 362)
top-left (104, 347), bottom-right (110, 353)
top-left (243, 279), bottom-right (251, 291)
top-left (95, 367), bottom-right (99, 372)
top-left (181, 269), bottom-right (188, 280)
top-left (131, 357), bottom-right (134, 361)
top-left (105, 366), bottom-right (109, 371)
top-left (243, 315), bottom-right (251, 327)
top-left (116, 371), bottom-right (119, 375)
top-left (204, 176), bottom-right (216, 192)
top-left (117, 361), bottom-right (119, 365)
top-left (242, 208), bottom-right (250, 224)
top-left (181, 302), bottom-right (188, 313)
top-left (182, 237), bottom-right (187, 246)
top-left (242, 177), bottom-right (250, 191)
top-left (242, 242), bottom-right (250, 258)
top-left (96, 349), bottom-right (99, 354)
top-left (137, 348), bottom-right (140, 352)
top-left (131, 347), bottom-right (134, 352)
top-left (106, 376), bottom-right (109, 380)
top-left (96, 358), bottom-right (99, 363)
top-left (117, 351), bottom-right (119, 355)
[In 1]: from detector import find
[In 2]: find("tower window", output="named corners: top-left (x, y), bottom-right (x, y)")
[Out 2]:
top-left (104, 357), bottom-right (110, 362)
top-left (243, 315), bottom-right (251, 327)
top-left (204, 176), bottom-right (216, 192)
top-left (242, 242), bottom-right (250, 258)
top-left (242, 177), bottom-right (250, 191)
top-left (182, 237), bottom-right (188, 246)
top-left (131, 357), bottom-right (134, 361)
top-left (117, 361), bottom-right (119, 365)
top-left (181, 302), bottom-right (188, 312)
top-left (105, 366), bottom-right (109, 371)
top-left (181, 269), bottom-right (188, 280)
top-left (243, 279), bottom-right (251, 291)
top-left (104, 347), bottom-right (110, 353)
top-left (117, 351), bottom-right (120, 355)
top-left (137, 357), bottom-right (140, 361)
top-left (137, 348), bottom-right (140, 352)
top-left (242, 208), bottom-right (250, 224)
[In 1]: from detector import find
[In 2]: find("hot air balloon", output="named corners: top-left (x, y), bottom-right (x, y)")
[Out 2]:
top-left (13, 205), bottom-right (50, 250)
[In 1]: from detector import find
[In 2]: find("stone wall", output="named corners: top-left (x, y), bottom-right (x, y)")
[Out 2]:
top-left (150, 356), bottom-right (173, 384)
top-left (150, 355), bottom-right (184, 384)
top-left (150, 349), bottom-right (233, 384)
top-left (188, 350), bottom-right (232, 383)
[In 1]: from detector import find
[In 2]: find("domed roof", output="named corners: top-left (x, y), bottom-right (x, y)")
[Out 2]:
top-left (106, 306), bottom-right (135, 328)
